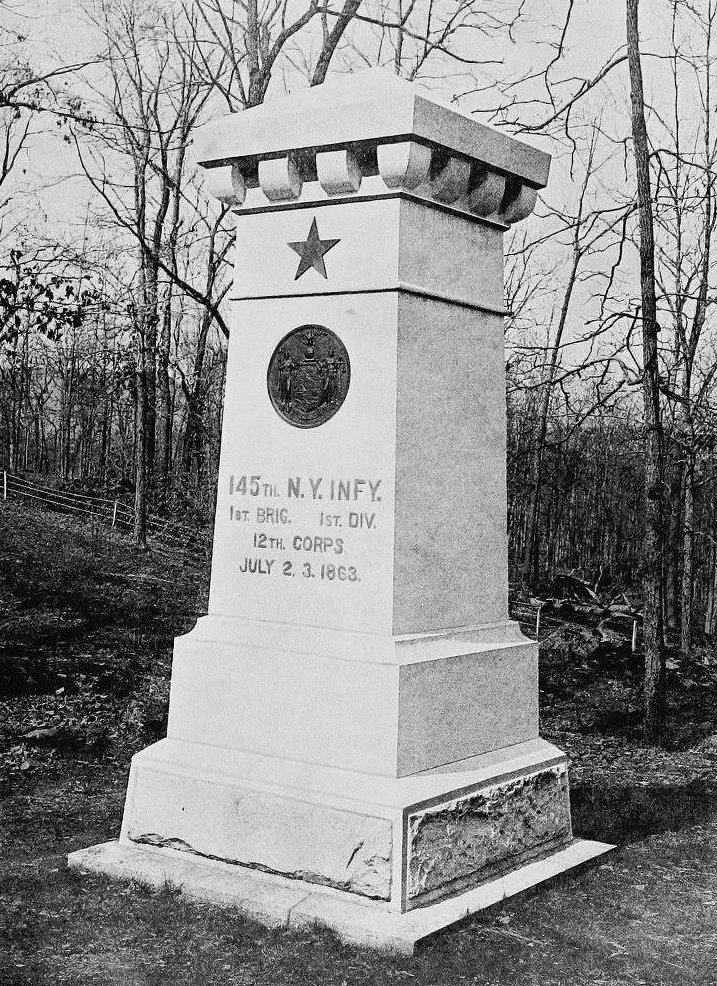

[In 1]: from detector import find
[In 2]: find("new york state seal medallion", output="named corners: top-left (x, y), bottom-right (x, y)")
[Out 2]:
top-left (267, 324), bottom-right (350, 428)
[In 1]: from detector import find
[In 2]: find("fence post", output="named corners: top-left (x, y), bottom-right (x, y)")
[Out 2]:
top-left (631, 619), bottom-right (638, 653)
top-left (536, 604), bottom-right (543, 639)
top-left (2, 471), bottom-right (6, 501)
top-left (112, 500), bottom-right (118, 527)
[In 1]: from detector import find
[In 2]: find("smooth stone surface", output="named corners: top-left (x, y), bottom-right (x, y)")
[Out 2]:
top-left (211, 196), bottom-right (508, 638)
top-left (238, 174), bottom-right (512, 227)
top-left (429, 156), bottom-right (471, 203)
top-left (203, 161), bottom-right (246, 206)
top-left (395, 196), bottom-right (505, 312)
top-left (195, 69), bottom-right (550, 189)
top-left (207, 290), bottom-right (398, 636)
top-left (69, 838), bottom-right (612, 953)
top-left (393, 293), bottom-right (508, 634)
top-left (231, 195), bottom-right (505, 310)
top-left (467, 169), bottom-right (506, 216)
top-left (173, 613), bottom-right (533, 665)
top-left (69, 840), bottom-right (313, 928)
top-left (124, 769), bottom-right (393, 899)
top-left (167, 625), bottom-right (537, 774)
top-left (118, 736), bottom-right (567, 810)
top-left (397, 643), bottom-right (538, 774)
top-left (501, 183), bottom-right (539, 224)
top-left (258, 155), bottom-right (303, 201)
top-left (317, 148), bottom-right (362, 194)
top-left (377, 141), bottom-right (432, 189)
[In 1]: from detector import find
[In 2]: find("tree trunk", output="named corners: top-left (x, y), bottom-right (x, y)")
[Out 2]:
top-left (666, 459), bottom-right (682, 631)
top-left (707, 545), bottom-right (717, 637)
top-left (182, 305), bottom-right (213, 483)
top-left (133, 322), bottom-right (148, 549)
top-left (522, 252), bottom-right (581, 583)
top-left (144, 272), bottom-right (158, 477)
top-left (705, 473), bottom-right (717, 635)
top-left (681, 451), bottom-right (694, 654)
top-left (627, 0), bottom-right (666, 743)
top-left (60, 339), bottom-right (77, 481)
top-left (155, 288), bottom-right (172, 498)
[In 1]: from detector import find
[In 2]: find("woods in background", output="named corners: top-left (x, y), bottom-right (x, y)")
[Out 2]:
top-left (2, 0), bottom-right (717, 743)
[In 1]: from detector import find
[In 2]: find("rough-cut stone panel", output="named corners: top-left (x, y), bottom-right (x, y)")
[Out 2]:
top-left (407, 765), bottom-right (572, 902)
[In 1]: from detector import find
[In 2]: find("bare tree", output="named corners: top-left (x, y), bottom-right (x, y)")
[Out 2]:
top-left (520, 132), bottom-right (626, 580)
top-left (74, 0), bottom-right (233, 533)
top-left (626, 0), bottom-right (665, 743)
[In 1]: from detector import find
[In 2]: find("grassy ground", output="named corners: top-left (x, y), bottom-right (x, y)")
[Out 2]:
top-left (1, 501), bottom-right (717, 985)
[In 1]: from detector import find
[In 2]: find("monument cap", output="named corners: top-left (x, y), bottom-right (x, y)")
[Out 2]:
top-left (196, 69), bottom-right (550, 226)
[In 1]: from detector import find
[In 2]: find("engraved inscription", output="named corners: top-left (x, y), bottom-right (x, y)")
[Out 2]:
top-left (227, 472), bottom-right (387, 588)
top-left (267, 325), bottom-right (350, 429)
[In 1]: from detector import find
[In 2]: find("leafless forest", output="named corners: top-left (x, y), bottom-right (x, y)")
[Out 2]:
top-left (2, 0), bottom-right (717, 743)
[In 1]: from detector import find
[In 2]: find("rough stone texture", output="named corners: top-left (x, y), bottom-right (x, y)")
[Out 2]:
top-left (406, 765), bottom-right (572, 904)
top-left (130, 833), bottom-right (392, 900)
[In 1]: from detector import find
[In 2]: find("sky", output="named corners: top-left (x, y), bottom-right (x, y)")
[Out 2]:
top-left (8, 0), bottom-right (672, 223)
top-left (4, 0), bottom-right (708, 387)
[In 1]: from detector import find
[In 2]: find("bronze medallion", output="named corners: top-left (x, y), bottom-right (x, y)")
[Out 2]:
top-left (267, 324), bottom-right (350, 428)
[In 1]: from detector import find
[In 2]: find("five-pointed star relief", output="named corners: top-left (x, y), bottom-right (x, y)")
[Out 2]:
top-left (288, 217), bottom-right (340, 280)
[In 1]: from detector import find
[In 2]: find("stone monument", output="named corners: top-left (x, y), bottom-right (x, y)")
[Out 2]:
top-left (69, 70), bottom-right (611, 951)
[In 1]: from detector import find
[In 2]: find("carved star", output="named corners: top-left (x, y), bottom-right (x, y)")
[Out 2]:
top-left (288, 217), bottom-right (340, 280)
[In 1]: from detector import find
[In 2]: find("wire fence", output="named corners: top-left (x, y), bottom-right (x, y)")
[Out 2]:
top-left (1, 469), bottom-right (211, 570)
top-left (0, 470), bottom-right (641, 645)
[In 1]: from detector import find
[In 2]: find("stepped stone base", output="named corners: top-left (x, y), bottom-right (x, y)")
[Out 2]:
top-left (67, 736), bottom-right (612, 949)
top-left (68, 837), bottom-right (610, 953)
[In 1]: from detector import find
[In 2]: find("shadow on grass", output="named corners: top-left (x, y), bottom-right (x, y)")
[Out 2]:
top-left (571, 776), bottom-right (716, 844)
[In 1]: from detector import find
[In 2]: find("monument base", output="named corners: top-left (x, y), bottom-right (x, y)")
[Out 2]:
top-left (68, 736), bottom-right (612, 947)
top-left (68, 837), bottom-right (609, 953)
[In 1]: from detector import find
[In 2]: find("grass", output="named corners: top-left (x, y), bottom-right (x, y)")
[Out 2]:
top-left (2, 500), bottom-right (717, 985)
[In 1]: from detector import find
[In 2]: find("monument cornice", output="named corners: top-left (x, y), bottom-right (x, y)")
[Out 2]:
top-left (195, 71), bottom-right (550, 186)
top-left (196, 70), bottom-right (550, 227)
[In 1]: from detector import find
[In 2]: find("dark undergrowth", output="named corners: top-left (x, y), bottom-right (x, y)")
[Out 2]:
top-left (0, 502), bottom-right (204, 697)
top-left (571, 777), bottom-right (715, 844)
